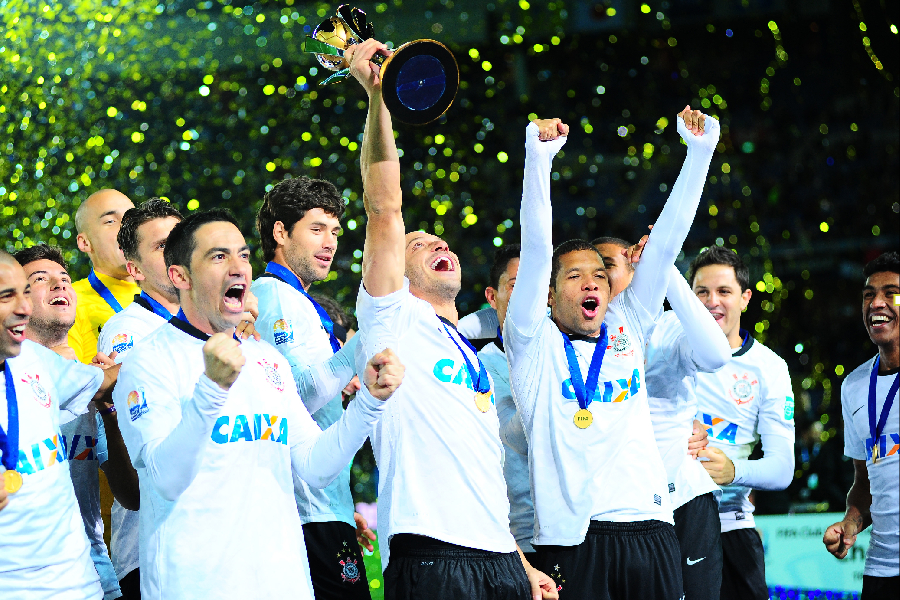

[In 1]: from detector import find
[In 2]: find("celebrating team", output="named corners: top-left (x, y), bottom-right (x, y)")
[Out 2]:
top-left (1, 35), bottom-right (897, 600)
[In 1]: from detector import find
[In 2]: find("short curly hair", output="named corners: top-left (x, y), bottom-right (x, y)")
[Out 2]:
top-left (863, 251), bottom-right (899, 278)
top-left (256, 176), bottom-right (345, 262)
top-left (13, 243), bottom-right (68, 271)
top-left (118, 198), bottom-right (184, 262)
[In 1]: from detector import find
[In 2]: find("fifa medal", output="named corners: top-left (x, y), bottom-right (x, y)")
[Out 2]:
top-left (573, 408), bottom-right (593, 429)
top-left (3, 469), bottom-right (23, 494)
top-left (872, 442), bottom-right (879, 464)
top-left (474, 391), bottom-right (493, 413)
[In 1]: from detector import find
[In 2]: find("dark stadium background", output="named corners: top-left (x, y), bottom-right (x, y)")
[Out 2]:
top-left (2, 1), bottom-right (897, 597)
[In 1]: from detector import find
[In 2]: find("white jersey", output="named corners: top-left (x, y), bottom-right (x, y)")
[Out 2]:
top-left (114, 318), bottom-right (349, 600)
top-left (506, 288), bottom-right (673, 547)
top-left (0, 340), bottom-right (104, 600)
top-left (251, 274), bottom-right (354, 526)
top-left (357, 280), bottom-right (516, 570)
top-left (479, 338), bottom-right (534, 553)
top-left (61, 407), bottom-right (121, 599)
top-left (98, 295), bottom-right (168, 582)
top-left (695, 334), bottom-right (795, 531)
top-left (645, 311), bottom-right (721, 509)
top-left (841, 357), bottom-right (899, 577)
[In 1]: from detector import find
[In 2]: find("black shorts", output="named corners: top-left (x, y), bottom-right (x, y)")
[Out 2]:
top-left (862, 574), bottom-right (900, 600)
top-left (673, 493), bottom-right (723, 600)
top-left (720, 528), bottom-right (767, 600)
top-left (302, 521), bottom-right (372, 600)
top-left (532, 520), bottom-right (683, 600)
top-left (118, 568), bottom-right (140, 600)
top-left (384, 534), bottom-right (531, 600)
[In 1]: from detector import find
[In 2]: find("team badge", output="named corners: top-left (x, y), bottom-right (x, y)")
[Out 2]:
top-left (729, 372), bottom-right (758, 405)
top-left (127, 388), bottom-right (150, 421)
top-left (273, 319), bottom-right (294, 345)
top-left (258, 359), bottom-right (284, 392)
top-left (21, 373), bottom-right (51, 408)
top-left (111, 332), bottom-right (134, 354)
top-left (338, 540), bottom-right (362, 584)
top-left (607, 326), bottom-right (633, 357)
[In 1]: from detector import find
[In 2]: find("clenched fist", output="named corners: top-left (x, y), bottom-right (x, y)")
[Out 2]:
top-left (203, 333), bottom-right (246, 390)
top-left (363, 348), bottom-right (405, 401)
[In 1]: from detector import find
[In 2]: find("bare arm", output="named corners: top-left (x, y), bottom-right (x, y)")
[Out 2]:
top-left (99, 411), bottom-right (140, 510)
top-left (347, 39), bottom-right (405, 298)
top-left (823, 459), bottom-right (872, 558)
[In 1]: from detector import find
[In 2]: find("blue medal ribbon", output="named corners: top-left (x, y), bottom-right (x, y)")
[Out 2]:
top-left (139, 291), bottom-right (174, 320)
top-left (265, 261), bottom-right (340, 353)
top-left (441, 323), bottom-right (491, 394)
top-left (88, 269), bottom-right (124, 314)
top-left (0, 360), bottom-right (20, 472)
top-left (868, 355), bottom-right (900, 461)
top-left (560, 323), bottom-right (608, 411)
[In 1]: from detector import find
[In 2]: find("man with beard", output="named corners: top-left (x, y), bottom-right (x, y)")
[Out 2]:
top-left (69, 189), bottom-right (139, 364)
top-left (252, 177), bottom-right (372, 599)
top-left (0, 250), bottom-right (118, 599)
top-left (345, 38), bottom-right (556, 600)
top-left (14, 244), bottom-right (134, 600)
top-left (825, 251), bottom-right (899, 597)
top-left (506, 109), bottom-right (718, 598)
top-left (112, 209), bottom-right (404, 599)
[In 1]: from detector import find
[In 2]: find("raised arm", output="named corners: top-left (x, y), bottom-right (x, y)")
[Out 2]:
top-left (347, 39), bottom-right (405, 298)
top-left (507, 120), bottom-right (568, 337)
top-left (292, 335), bottom-right (360, 414)
top-left (630, 107), bottom-right (720, 314)
top-left (664, 265), bottom-right (730, 372)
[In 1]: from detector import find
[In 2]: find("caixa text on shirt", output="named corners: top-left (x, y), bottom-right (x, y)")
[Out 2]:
top-left (561, 369), bottom-right (641, 403)
top-left (211, 414), bottom-right (289, 445)
top-left (701, 413), bottom-right (739, 444)
top-left (13, 432), bottom-right (65, 474)
top-left (866, 432), bottom-right (900, 461)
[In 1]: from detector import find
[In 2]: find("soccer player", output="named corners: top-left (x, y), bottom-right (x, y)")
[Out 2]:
top-left (824, 251), bottom-right (899, 597)
top-left (96, 197), bottom-right (183, 600)
top-left (0, 250), bottom-right (118, 599)
top-left (112, 209), bottom-right (404, 599)
top-left (69, 189), bottom-right (139, 364)
top-left (506, 109), bottom-right (718, 598)
top-left (14, 244), bottom-right (133, 600)
top-left (345, 39), bottom-right (556, 600)
top-left (477, 244), bottom-right (536, 559)
top-left (688, 246), bottom-right (796, 600)
top-left (252, 177), bottom-right (373, 599)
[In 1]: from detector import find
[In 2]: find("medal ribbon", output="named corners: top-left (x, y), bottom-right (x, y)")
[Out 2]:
top-left (441, 324), bottom-right (491, 394)
top-left (868, 355), bottom-right (900, 459)
top-left (88, 269), bottom-right (125, 314)
top-left (560, 323), bottom-right (608, 411)
top-left (265, 261), bottom-right (341, 353)
top-left (139, 290), bottom-right (174, 320)
top-left (0, 361), bottom-right (20, 472)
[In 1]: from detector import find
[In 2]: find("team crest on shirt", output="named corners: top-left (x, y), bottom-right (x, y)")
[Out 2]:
top-left (127, 388), bottom-right (150, 421)
top-left (258, 359), bottom-right (284, 392)
top-left (273, 319), bottom-right (294, 345)
top-left (728, 372), bottom-right (758, 405)
top-left (606, 326), bottom-right (633, 358)
top-left (21, 373), bottom-right (51, 408)
top-left (111, 332), bottom-right (134, 354)
top-left (338, 541), bottom-right (361, 584)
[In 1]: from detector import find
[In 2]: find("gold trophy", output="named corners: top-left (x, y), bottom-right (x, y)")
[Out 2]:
top-left (301, 4), bottom-right (459, 125)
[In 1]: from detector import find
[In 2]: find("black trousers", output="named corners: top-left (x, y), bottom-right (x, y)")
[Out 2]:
top-left (720, 528), bottom-right (767, 600)
top-left (118, 568), bottom-right (140, 600)
top-left (674, 493), bottom-right (723, 600)
top-left (532, 520), bottom-right (683, 600)
top-left (303, 521), bottom-right (373, 600)
top-left (384, 534), bottom-right (531, 600)
top-left (863, 575), bottom-right (900, 600)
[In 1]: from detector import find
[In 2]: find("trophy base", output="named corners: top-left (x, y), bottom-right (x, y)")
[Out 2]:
top-left (379, 40), bottom-right (459, 125)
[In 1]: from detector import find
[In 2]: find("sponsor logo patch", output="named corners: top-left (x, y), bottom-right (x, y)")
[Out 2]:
top-left (668, 483), bottom-right (676, 493)
top-left (654, 494), bottom-right (662, 506)
top-left (21, 373), bottom-right (51, 408)
top-left (784, 396), bottom-right (795, 421)
top-left (127, 388), bottom-right (150, 421)
top-left (273, 319), bottom-right (293, 345)
top-left (111, 332), bottom-right (134, 354)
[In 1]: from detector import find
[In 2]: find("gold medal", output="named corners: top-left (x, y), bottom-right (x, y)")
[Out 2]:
top-left (573, 408), bottom-right (593, 429)
top-left (872, 443), bottom-right (880, 464)
top-left (3, 469), bottom-right (23, 494)
top-left (474, 391), bottom-right (493, 413)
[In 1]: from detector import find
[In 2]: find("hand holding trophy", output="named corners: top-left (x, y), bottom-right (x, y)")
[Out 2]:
top-left (301, 4), bottom-right (459, 125)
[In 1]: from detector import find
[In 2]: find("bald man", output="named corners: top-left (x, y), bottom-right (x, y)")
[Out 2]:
top-left (68, 189), bottom-right (139, 364)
